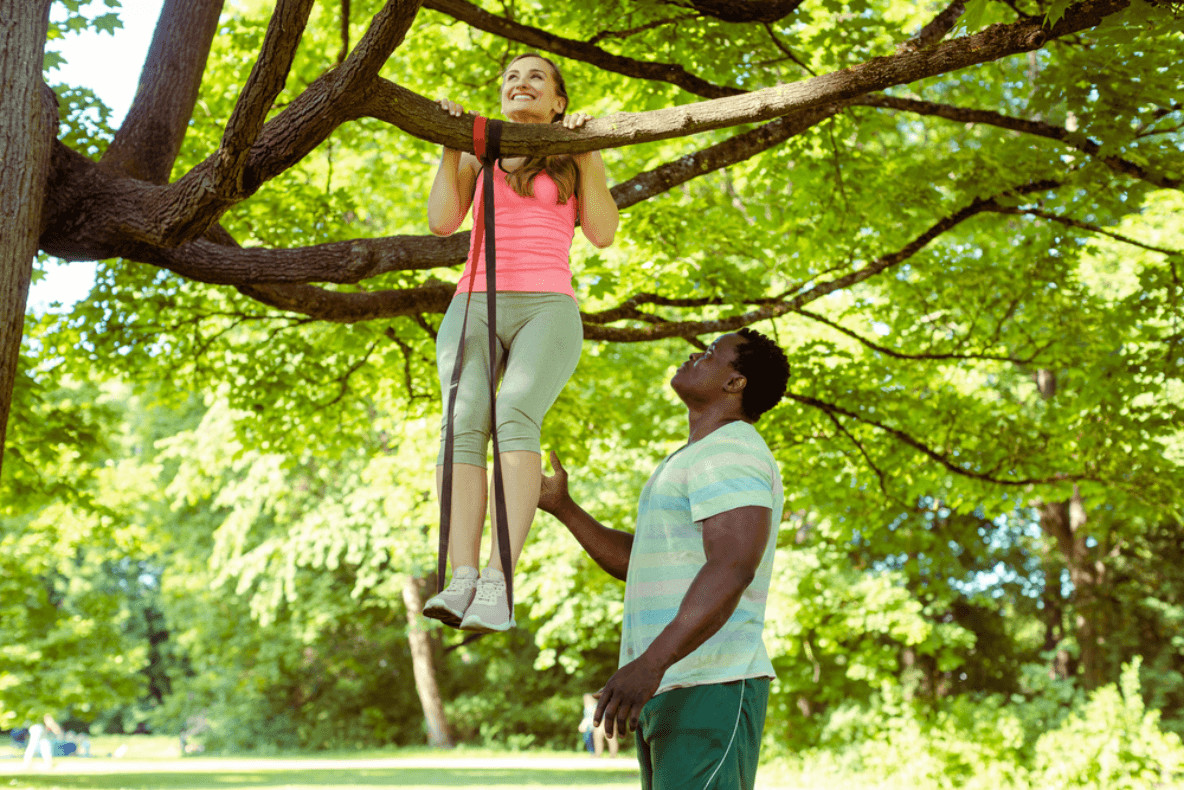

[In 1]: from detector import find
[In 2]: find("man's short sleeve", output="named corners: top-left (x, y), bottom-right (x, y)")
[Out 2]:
top-left (687, 431), bottom-right (775, 523)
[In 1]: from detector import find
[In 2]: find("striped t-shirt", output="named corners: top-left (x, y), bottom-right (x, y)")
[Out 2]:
top-left (620, 421), bottom-right (783, 695)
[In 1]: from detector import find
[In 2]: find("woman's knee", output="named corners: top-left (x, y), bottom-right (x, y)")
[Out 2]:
top-left (493, 406), bottom-right (542, 453)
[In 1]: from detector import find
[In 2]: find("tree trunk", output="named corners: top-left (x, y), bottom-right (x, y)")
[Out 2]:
top-left (0, 0), bottom-right (56, 479)
top-left (1034, 370), bottom-right (1109, 688)
top-left (1038, 493), bottom-right (1110, 688)
top-left (401, 573), bottom-right (453, 747)
top-left (1038, 547), bottom-right (1073, 680)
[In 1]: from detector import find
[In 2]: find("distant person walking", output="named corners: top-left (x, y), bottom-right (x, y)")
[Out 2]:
top-left (23, 714), bottom-right (64, 769)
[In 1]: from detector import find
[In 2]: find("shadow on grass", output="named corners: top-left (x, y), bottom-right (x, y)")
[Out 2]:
top-left (8, 767), bottom-right (640, 789)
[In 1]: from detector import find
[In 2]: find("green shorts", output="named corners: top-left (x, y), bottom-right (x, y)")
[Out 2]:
top-left (636, 677), bottom-right (770, 790)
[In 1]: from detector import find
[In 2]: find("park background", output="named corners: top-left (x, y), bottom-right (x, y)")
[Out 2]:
top-left (2, 0), bottom-right (1183, 787)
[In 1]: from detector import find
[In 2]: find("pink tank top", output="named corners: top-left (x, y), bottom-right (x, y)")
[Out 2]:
top-left (455, 165), bottom-right (578, 299)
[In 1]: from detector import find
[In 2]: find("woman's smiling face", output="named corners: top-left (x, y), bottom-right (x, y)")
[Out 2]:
top-left (501, 55), bottom-right (567, 123)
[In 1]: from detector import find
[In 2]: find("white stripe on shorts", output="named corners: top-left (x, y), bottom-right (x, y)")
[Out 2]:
top-left (702, 678), bottom-right (745, 789)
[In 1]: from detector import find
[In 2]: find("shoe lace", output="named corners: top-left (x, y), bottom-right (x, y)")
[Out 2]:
top-left (473, 579), bottom-right (505, 606)
top-left (445, 575), bottom-right (477, 593)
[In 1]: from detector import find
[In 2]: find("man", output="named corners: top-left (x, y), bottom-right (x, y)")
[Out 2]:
top-left (539, 328), bottom-right (789, 789)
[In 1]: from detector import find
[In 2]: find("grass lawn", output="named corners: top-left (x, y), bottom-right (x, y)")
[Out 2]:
top-left (0, 737), bottom-right (818, 790)
top-left (1, 758), bottom-right (640, 790)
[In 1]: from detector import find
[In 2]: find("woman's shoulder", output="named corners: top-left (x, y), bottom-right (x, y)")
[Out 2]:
top-left (457, 151), bottom-right (482, 177)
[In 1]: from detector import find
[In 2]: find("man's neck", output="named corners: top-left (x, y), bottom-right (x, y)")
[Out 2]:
top-left (686, 402), bottom-right (749, 444)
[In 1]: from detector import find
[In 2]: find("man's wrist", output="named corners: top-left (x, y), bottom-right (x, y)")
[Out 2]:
top-left (544, 494), bottom-right (578, 520)
top-left (638, 646), bottom-right (673, 677)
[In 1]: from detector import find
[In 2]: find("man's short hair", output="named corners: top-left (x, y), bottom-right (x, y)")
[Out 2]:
top-left (732, 328), bottom-right (790, 422)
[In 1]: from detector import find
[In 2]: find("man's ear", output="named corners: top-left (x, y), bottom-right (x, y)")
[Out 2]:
top-left (725, 374), bottom-right (747, 394)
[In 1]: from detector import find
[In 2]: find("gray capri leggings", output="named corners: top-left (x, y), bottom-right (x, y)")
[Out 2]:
top-left (436, 292), bottom-right (583, 468)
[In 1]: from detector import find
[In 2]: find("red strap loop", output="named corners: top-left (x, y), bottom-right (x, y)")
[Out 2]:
top-left (472, 115), bottom-right (488, 161)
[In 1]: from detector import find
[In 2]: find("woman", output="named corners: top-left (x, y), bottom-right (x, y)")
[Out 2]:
top-left (423, 54), bottom-right (619, 632)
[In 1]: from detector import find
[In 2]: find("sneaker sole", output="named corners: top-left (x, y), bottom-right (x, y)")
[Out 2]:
top-left (459, 614), bottom-right (516, 633)
top-left (422, 603), bottom-right (465, 628)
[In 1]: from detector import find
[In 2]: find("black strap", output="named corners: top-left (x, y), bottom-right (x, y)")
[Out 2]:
top-left (439, 119), bottom-right (513, 613)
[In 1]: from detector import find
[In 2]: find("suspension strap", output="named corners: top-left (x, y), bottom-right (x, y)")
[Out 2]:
top-left (438, 116), bottom-right (514, 614)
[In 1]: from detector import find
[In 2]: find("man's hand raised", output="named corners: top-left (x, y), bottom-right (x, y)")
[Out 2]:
top-left (538, 450), bottom-right (571, 515)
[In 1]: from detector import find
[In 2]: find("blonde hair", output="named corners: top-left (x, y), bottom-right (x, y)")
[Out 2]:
top-left (502, 53), bottom-right (579, 205)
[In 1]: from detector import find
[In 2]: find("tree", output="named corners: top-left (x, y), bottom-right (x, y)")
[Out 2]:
top-left (6, 0), bottom-right (1180, 451)
top-left (5, 0), bottom-right (1183, 730)
top-left (0, 0), bottom-right (56, 471)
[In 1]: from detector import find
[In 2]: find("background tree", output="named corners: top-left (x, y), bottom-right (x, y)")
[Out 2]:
top-left (2, 0), bottom-right (1182, 771)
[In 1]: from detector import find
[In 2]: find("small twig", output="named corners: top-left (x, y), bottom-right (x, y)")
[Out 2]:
top-left (337, 0), bottom-right (350, 65)
top-left (588, 15), bottom-right (694, 45)
top-left (762, 22), bottom-right (816, 75)
top-left (991, 206), bottom-right (1183, 256)
top-left (822, 409), bottom-right (891, 498)
top-left (796, 308), bottom-right (1054, 364)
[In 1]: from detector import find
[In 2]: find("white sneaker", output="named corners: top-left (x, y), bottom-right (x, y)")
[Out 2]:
top-left (459, 567), bottom-right (516, 633)
top-left (422, 566), bottom-right (479, 628)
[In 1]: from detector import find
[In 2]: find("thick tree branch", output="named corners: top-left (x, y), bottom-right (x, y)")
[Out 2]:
top-left (157, 0), bottom-right (317, 244)
top-left (681, 0), bottom-right (806, 24)
top-left (43, 95), bottom-right (821, 274)
top-left (422, 0), bottom-right (742, 99)
top-left (788, 393), bottom-right (1089, 485)
top-left (366, 0), bottom-right (1132, 157)
top-left (336, 0), bottom-right (423, 89)
top-left (236, 282), bottom-right (456, 322)
top-left (226, 180), bottom-right (1057, 335)
top-left (610, 104), bottom-right (844, 210)
top-left (40, 102), bottom-right (827, 276)
top-left (855, 94), bottom-right (1182, 191)
top-left (100, 0), bottom-right (225, 183)
top-left (135, 234), bottom-right (469, 285)
top-left (119, 0), bottom-right (424, 249)
top-left (582, 293), bottom-right (740, 325)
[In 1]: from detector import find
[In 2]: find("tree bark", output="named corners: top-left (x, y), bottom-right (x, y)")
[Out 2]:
top-left (1038, 491), bottom-right (1110, 688)
top-left (401, 573), bottom-right (453, 747)
top-left (0, 0), bottom-right (56, 479)
top-left (100, 0), bottom-right (225, 183)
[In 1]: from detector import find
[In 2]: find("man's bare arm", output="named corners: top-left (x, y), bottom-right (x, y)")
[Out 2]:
top-left (539, 451), bottom-right (633, 580)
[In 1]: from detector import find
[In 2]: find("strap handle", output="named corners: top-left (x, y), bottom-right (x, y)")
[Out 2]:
top-left (438, 117), bottom-right (514, 614)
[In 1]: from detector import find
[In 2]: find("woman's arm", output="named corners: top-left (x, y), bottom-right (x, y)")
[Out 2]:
top-left (574, 150), bottom-right (619, 248)
top-left (427, 99), bottom-right (479, 236)
top-left (562, 112), bottom-right (619, 248)
top-left (428, 147), bottom-right (479, 236)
